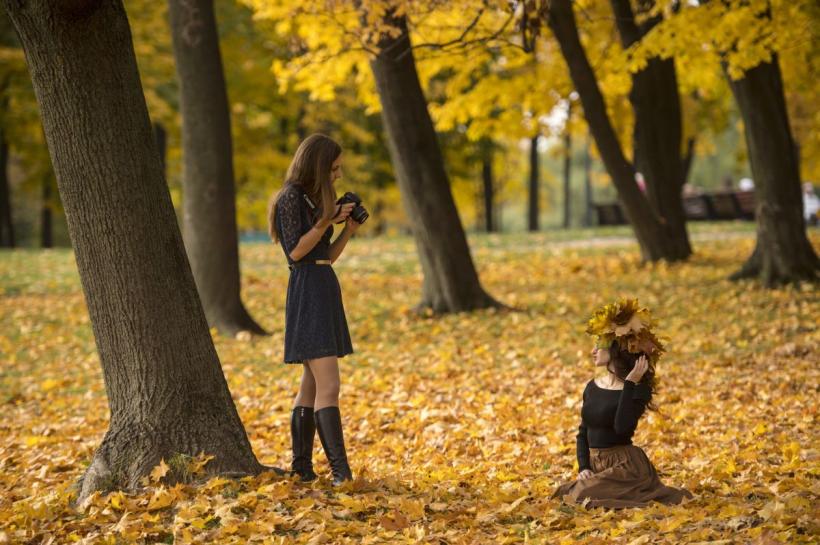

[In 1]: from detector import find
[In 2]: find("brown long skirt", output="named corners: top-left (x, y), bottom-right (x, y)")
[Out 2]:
top-left (552, 445), bottom-right (693, 509)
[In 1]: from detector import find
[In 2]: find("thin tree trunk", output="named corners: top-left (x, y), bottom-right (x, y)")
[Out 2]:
top-left (480, 139), bottom-right (495, 233)
top-left (1, 21), bottom-right (17, 248)
top-left (0, 130), bottom-right (13, 247)
top-left (681, 137), bottom-right (695, 186)
top-left (545, 0), bottom-right (687, 261)
top-left (366, 10), bottom-right (499, 312)
top-left (726, 56), bottom-right (818, 285)
top-left (168, 0), bottom-right (265, 336)
top-left (610, 0), bottom-right (691, 259)
top-left (583, 137), bottom-right (593, 227)
top-left (562, 101), bottom-right (572, 229)
top-left (5, 0), bottom-right (264, 501)
top-left (40, 175), bottom-right (52, 248)
top-left (528, 134), bottom-right (540, 232)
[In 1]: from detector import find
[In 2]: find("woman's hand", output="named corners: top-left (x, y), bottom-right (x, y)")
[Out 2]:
top-left (578, 469), bottom-right (594, 480)
top-left (625, 355), bottom-right (649, 383)
top-left (316, 203), bottom-right (354, 230)
top-left (345, 216), bottom-right (361, 232)
top-left (333, 203), bottom-right (355, 222)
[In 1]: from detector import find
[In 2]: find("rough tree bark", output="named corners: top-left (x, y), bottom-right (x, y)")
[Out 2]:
top-left (153, 121), bottom-right (167, 176)
top-left (4, 0), bottom-right (264, 501)
top-left (168, 0), bottom-right (265, 336)
top-left (367, 10), bottom-right (499, 312)
top-left (480, 139), bottom-right (495, 233)
top-left (528, 135), bottom-right (540, 232)
top-left (610, 0), bottom-right (691, 259)
top-left (0, 130), bottom-right (13, 247)
top-left (545, 0), bottom-right (690, 261)
top-left (727, 56), bottom-right (818, 285)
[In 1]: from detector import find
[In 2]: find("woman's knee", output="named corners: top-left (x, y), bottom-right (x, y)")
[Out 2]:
top-left (315, 379), bottom-right (340, 400)
top-left (301, 365), bottom-right (316, 388)
top-left (307, 357), bottom-right (340, 401)
top-left (297, 380), bottom-right (316, 401)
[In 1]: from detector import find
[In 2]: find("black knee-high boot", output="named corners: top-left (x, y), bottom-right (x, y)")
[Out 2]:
top-left (314, 406), bottom-right (353, 485)
top-left (290, 406), bottom-right (317, 481)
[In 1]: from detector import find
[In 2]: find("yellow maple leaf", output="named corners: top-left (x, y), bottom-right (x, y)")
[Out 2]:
top-left (188, 453), bottom-right (214, 475)
top-left (146, 486), bottom-right (175, 511)
top-left (149, 459), bottom-right (169, 482)
top-left (379, 510), bottom-right (410, 531)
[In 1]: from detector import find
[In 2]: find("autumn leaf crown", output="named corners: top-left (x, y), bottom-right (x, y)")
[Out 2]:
top-left (585, 298), bottom-right (665, 363)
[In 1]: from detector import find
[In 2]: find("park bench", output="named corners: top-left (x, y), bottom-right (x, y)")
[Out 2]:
top-left (595, 190), bottom-right (756, 225)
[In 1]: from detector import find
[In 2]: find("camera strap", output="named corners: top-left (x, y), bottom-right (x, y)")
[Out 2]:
top-left (302, 193), bottom-right (325, 223)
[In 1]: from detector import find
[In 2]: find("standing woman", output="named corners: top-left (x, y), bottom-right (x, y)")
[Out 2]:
top-left (268, 134), bottom-right (359, 484)
top-left (553, 299), bottom-right (693, 508)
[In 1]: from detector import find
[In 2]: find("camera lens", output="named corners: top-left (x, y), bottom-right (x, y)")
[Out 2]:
top-left (352, 205), bottom-right (369, 224)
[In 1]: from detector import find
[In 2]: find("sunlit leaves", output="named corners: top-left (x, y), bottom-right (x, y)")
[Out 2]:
top-left (628, 0), bottom-right (819, 180)
top-left (1, 228), bottom-right (818, 542)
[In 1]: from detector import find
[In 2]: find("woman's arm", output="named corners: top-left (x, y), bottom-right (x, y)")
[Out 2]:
top-left (613, 381), bottom-right (648, 435)
top-left (289, 219), bottom-right (332, 261)
top-left (328, 217), bottom-right (359, 264)
top-left (576, 421), bottom-right (592, 473)
top-left (282, 198), bottom-right (352, 261)
top-left (613, 355), bottom-right (650, 435)
top-left (576, 384), bottom-right (592, 475)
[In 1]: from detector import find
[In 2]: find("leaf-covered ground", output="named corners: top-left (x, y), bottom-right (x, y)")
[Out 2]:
top-left (1, 225), bottom-right (818, 544)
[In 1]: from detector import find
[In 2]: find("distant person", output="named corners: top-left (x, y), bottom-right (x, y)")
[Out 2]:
top-left (682, 183), bottom-right (701, 197)
top-left (635, 172), bottom-right (646, 193)
top-left (267, 133), bottom-right (366, 485)
top-left (804, 183), bottom-right (819, 226)
top-left (553, 300), bottom-right (693, 508)
top-left (721, 175), bottom-right (734, 192)
top-left (738, 177), bottom-right (754, 191)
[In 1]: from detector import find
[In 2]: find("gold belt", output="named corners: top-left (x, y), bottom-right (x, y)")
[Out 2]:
top-left (289, 259), bottom-right (331, 269)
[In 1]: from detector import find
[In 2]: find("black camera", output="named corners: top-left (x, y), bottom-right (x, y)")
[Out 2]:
top-left (335, 192), bottom-right (369, 224)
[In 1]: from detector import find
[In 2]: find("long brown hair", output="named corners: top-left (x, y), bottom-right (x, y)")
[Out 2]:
top-left (607, 340), bottom-right (658, 411)
top-left (268, 134), bottom-right (342, 241)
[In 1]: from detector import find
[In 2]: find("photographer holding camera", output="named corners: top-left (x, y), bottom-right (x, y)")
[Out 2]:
top-left (267, 134), bottom-right (367, 485)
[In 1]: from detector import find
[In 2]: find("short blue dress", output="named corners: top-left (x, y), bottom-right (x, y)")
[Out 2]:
top-left (274, 184), bottom-right (353, 364)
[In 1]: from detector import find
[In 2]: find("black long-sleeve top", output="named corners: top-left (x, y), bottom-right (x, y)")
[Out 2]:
top-left (576, 379), bottom-right (651, 471)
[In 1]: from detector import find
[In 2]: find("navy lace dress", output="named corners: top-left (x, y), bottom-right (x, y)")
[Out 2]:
top-left (274, 184), bottom-right (353, 364)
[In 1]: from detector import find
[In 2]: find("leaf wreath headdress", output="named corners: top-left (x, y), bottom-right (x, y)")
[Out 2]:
top-left (586, 298), bottom-right (665, 363)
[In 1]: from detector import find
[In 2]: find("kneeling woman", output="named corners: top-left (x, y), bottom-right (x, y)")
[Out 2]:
top-left (553, 300), bottom-right (692, 508)
top-left (269, 134), bottom-right (359, 484)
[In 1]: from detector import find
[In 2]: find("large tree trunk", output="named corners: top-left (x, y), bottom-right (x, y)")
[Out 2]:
top-left (153, 121), bottom-right (167, 175)
top-left (545, 0), bottom-right (687, 261)
top-left (367, 11), bottom-right (499, 312)
top-left (528, 135), bottom-right (540, 232)
top-left (480, 139), bottom-right (495, 233)
top-left (562, 102), bottom-right (572, 229)
top-left (726, 56), bottom-right (818, 285)
top-left (0, 130), bottom-right (13, 247)
top-left (1, 17), bottom-right (17, 248)
top-left (610, 0), bottom-right (691, 259)
top-left (40, 175), bottom-right (52, 248)
top-left (168, 0), bottom-right (265, 336)
top-left (5, 0), bottom-right (264, 501)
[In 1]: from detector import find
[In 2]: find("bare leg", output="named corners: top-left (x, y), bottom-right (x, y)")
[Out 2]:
top-left (307, 356), bottom-right (340, 410)
top-left (293, 363), bottom-right (316, 408)
top-left (307, 356), bottom-right (351, 483)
